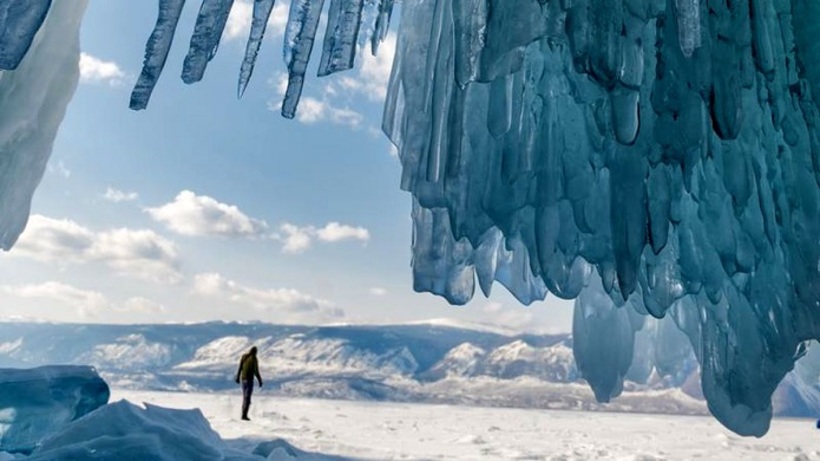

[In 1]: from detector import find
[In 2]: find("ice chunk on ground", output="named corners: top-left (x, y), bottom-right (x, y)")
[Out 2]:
top-left (27, 400), bottom-right (258, 461)
top-left (253, 438), bottom-right (354, 460)
top-left (0, 365), bottom-right (109, 454)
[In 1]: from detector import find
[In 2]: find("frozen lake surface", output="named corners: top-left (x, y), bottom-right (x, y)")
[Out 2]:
top-left (113, 390), bottom-right (820, 460)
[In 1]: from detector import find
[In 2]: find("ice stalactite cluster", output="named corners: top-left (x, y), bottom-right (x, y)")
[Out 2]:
top-left (129, 0), bottom-right (396, 113)
top-left (388, 0), bottom-right (820, 436)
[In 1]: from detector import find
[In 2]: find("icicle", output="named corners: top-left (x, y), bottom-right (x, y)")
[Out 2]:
top-left (238, 0), bottom-right (277, 98)
top-left (0, 0), bottom-right (52, 70)
top-left (181, 0), bottom-right (235, 84)
top-left (281, 0), bottom-right (326, 118)
top-left (317, 0), bottom-right (365, 77)
top-left (130, 0), bottom-right (187, 110)
top-left (674, 0), bottom-right (701, 58)
top-left (370, 0), bottom-right (393, 55)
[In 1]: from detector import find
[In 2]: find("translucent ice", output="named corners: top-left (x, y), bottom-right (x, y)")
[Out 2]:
top-left (0, 0), bottom-right (86, 250)
top-left (0, 366), bottom-right (109, 454)
top-left (384, 0), bottom-right (820, 437)
top-left (181, 0), bottom-right (235, 84)
top-left (237, 0), bottom-right (276, 98)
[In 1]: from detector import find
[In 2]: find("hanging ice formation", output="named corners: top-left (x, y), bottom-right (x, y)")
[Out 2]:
top-left (0, 0), bottom-right (87, 250)
top-left (128, 0), bottom-right (390, 114)
top-left (1, 0), bottom-right (819, 438)
top-left (387, 0), bottom-right (820, 437)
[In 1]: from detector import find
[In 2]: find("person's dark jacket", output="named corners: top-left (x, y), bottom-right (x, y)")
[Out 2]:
top-left (235, 352), bottom-right (262, 386)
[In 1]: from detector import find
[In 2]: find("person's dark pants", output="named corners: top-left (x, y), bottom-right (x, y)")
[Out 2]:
top-left (241, 380), bottom-right (254, 418)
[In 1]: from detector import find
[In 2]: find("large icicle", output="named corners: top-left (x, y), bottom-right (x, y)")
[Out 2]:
top-left (317, 0), bottom-right (365, 77)
top-left (130, 0), bottom-right (186, 110)
top-left (0, 0), bottom-right (52, 70)
top-left (237, 0), bottom-right (277, 98)
top-left (181, 0), bottom-right (235, 84)
top-left (281, 0), bottom-right (326, 118)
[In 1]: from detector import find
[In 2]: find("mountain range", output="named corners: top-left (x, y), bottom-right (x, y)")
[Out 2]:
top-left (1, 321), bottom-right (817, 417)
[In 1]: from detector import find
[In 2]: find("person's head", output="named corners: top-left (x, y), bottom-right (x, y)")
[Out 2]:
top-left (249, 346), bottom-right (258, 356)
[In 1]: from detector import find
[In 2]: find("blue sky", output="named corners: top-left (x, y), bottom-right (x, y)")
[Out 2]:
top-left (0, 0), bottom-right (572, 332)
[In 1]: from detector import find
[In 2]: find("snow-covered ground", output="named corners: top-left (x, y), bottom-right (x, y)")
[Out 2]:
top-left (113, 390), bottom-right (820, 460)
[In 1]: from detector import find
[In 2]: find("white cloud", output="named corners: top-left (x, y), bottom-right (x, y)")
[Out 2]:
top-left (11, 215), bottom-right (95, 261)
top-left (369, 287), bottom-right (387, 296)
top-left (146, 190), bottom-right (268, 238)
top-left (296, 97), bottom-right (364, 128)
top-left (79, 53), bottom-right (126, 86)
top-left (225, 0), bottom-right (291, 41)
top-left (225, 0), bottom-right (253, 40)
top-left (279, 223), bottom-right (313, 254)
top-left (268, 1), bottom-right (291, 36)
top-left (276, 222), bottom-right (370, 254)
top-left (192, 272), bottom-right (343, 322)
top-left (1, 282), bottom-right (108, 318)
top-left (482, 302), bottom-right (539, 332)
top-left (47, 160), bottom-right (71, 178)
top-left (103, 187), bottom-right (139, 203)
top-left (118, 297), bottom-right (167, 315)
top-left (316, 222), bottom-right (370, 242)
top-left (89, 228), bottom-right (181, 284)
top-left (9, 215), bottom-right (181, 284)
top-left (338, 32), bottom-right (397, 101)
top-left (269, 73), bottom-right (364, 129)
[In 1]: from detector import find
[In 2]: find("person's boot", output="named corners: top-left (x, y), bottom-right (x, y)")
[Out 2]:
top-left (241, 412), bottom-right (250, 421)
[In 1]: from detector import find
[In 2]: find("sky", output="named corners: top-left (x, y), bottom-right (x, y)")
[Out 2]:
top-left (0, 0), bottom-right (573, 333)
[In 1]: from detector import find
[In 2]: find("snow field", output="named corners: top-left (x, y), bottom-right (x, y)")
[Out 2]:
top-left (114, 390), bottom-right (820, 461)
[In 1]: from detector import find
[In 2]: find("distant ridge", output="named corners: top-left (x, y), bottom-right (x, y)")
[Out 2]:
top-left (0, 321), bottom-right (817, 418)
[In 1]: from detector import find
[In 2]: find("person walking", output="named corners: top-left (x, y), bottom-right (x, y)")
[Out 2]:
top-left (235, 346), bottom-right (263, 421)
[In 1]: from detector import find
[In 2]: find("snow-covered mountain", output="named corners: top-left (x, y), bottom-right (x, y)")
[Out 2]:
top-left (0, 321), bottom-right (817, 418)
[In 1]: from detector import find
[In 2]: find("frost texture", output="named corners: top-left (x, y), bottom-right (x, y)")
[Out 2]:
top-left (0, 366), bottom-right (109, 454)
top-left (386, 0), bottom-right (820, 437)
top-left (0, 0), bottom-right (86, 250)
